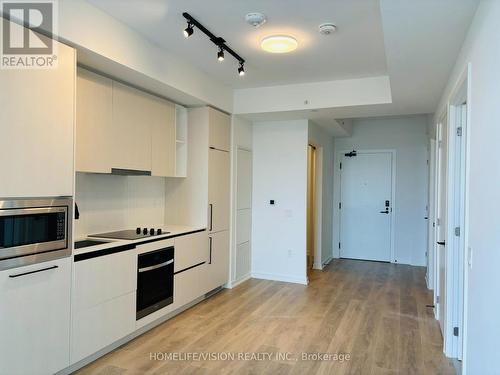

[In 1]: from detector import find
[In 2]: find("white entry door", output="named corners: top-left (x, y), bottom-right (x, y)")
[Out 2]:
top-left (340, 151), bottom-right (393, 262)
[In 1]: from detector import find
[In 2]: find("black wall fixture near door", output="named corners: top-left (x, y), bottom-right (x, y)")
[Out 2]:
top-left (182, 12), bottom-right (246, 76)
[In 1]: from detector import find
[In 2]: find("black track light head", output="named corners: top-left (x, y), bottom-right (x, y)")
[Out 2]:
top-left (238, 63), bottom-right (245, 76)
top-left (217, 47), bottom-right (225, 62)
top-left (183, 23), bottom-right (194, 38)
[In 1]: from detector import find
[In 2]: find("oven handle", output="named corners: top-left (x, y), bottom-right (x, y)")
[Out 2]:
top-left (138, 259), bottom-right (173, 273)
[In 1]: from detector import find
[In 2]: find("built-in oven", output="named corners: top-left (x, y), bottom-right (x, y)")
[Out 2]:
top-left (0, 197), bottom-right (72, 270)
top-left (136, 246), bottom-right (174, 320)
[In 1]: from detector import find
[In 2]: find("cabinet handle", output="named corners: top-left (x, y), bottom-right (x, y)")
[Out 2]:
top-left (9, 265), bottom-right (58, 278)
top-left (209, 237), bottom-right (213, 265)
top-left (209, 204), bottom-right (213, 232)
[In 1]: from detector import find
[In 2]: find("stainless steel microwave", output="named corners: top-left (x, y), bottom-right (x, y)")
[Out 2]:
top-left (0, 197), bottom-right (73, 270)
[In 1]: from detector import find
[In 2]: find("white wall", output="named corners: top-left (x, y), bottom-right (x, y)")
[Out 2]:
top-left (333, 116), bottom-right (428, 266)
top-left (74, 173), bottom-right (166, 239)
top-left (252, 120), bottom-right (308, 284)
top-left (230, 116), bottom-right (253, 286)
top-left (308, 122), bottom-right (336, 266)
top-left (434, 2), bottom-right (500, 373)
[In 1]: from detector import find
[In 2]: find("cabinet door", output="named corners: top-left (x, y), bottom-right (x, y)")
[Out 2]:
top-left (208, 108), bottom-right (231, 151)
top-left (174, 231), bottom-right (208, 273)
top-left (0, 37), bottom-right (75, 198)
top-left (0, 258), bottom-right (71, 375)
top-left (208, 230), bottom-right (230, 290)
top-left (76, 68), bottom-right (114, 173)
top-left (171, 263), bottom-right (207, 311)
top-left (112, 82), bottom-right (152, 172)
top-left (151, 98), bottom-right (176, 177)
top-left (208, 149), bottom-right (230, 233)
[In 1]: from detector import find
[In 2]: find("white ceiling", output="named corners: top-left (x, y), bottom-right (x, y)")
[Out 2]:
top-left (85, 0), bottom-right (479, 122)
top-left (85, 0), bottom-right (388, 89)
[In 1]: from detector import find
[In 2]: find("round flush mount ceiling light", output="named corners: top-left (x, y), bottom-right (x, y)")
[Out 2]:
top-left (261, 35), bottom-right (298, 53)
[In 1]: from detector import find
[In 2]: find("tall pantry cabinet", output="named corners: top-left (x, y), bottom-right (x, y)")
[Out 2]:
top-left (207, 108), bottom-right (231, 290)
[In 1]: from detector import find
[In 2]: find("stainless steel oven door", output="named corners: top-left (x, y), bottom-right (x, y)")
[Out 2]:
top-left (0, 198), bottom-right (72, 270)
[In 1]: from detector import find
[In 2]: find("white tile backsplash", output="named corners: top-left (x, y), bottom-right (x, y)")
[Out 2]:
top-left (75, 173), bottom-right (166, 239)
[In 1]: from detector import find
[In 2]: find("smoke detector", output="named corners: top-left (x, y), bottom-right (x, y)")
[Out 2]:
top-left (319, 23), bottom-right (337, 35)
top-left (245, 12), bottom-right (267, 28)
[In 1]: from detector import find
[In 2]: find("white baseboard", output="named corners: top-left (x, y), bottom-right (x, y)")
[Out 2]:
top-left (226, 274), bottom-right (251, 289)
top-left (322, 256), bottom-right (334, 267)
top-left (251, 272), bottom-right (308, 285)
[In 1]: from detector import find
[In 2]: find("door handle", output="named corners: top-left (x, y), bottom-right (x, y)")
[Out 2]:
top-left (437, 241), bottom-right (446, 246)
top-left (379, 210), bottom-right (389, 214)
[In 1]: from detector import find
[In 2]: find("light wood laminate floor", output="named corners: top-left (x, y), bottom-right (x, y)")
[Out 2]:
top-left (75, 259), bottom-right (454, 375)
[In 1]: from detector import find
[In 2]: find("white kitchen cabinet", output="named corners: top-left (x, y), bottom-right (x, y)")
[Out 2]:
top-left (151, 97), bottom-right (176, 177)
top-left (0, 257), bottom-right (71, 375)
top-left (208, 148), bottom-right (231, 233)
top-left (71, 292), bottom-right (136, 364)
top-left (71, 249), bottom-right (137, 364)
top-left (208, 107), bottom-right (231, 151)
top-left (174, 231), bottom-right (208, 272)
top-left (207, 230), bottom-right (230, 291)
top-left (171, 263), bottom-right (207, 311)
top-left (0, 36), bottom-right (75, 198)
top-left (76, 68), bottom-right (114, 173)
top-left (111, 82), bottom-right (153, 172)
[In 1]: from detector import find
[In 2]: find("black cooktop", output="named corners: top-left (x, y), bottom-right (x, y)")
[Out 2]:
top-left (91, 228), bottom-right (169, 240)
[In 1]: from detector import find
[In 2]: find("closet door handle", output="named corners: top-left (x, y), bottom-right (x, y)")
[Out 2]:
top-left (437, 241), bottom-right (446, 246)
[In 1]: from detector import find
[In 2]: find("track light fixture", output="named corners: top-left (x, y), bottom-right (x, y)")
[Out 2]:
top-left (183, 23), bottom-right (194, 38)
top-left (238, 63), bottom-right (245, 76)
top-left (182, 12), bottom-right (246, 77)
top-left (217, 47), bottom-right (225, 62)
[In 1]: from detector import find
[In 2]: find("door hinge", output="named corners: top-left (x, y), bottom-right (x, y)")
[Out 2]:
top-left (454, 327), bottom-right (459, 337)
top-left (455, 227), bottom-right (461, 237)
top-left (436, 296), bottom-right (440, 304)
top-left (457, 127), bottom-right (463, 136)
top-left (340, 162), bottom-right (342, 170)
top-left (339, 202), bottom-right (342, 210)
top-left (338, 242), bottom-right (341, 249)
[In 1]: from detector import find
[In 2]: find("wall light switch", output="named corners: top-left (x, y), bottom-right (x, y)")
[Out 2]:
top-left (270, 200), bottom-right (275, 205)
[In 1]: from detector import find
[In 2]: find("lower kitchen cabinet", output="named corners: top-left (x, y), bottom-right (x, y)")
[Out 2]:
top-left (71, 292), bottom-right (136, 363)
top-left (71, 248), bottom-right (137, 364)
top-left (0, 257), bottom-right (72, 375)
top-left (206, 230), bottom-right (230, 291)
top-left (174, 231), bottom-right (208, 272)
top-left (172, 263), bottom-right (208, 311)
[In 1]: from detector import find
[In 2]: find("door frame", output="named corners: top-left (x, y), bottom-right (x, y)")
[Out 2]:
top-left (426, 138), bottom-right (437, 290)
top-left (337, 149), bottom-right (397, 263)
top-left (444, 64), bottom-right (471, 362)
top-left (434, 111), bottom-right (448, 330)
top-left (308, 142), bottom-right (323, 270)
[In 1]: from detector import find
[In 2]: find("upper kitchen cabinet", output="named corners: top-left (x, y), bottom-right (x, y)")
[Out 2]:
top-left (208, 107), bottom-right (231, 152)
top-left (0, 39), bottom-right (75, 198)
top-left (111, 82), bottom-right (153, 173)
top-left (76, 68), bottom-right (114, 173)
top-left (76, 69), bottom-right (182, 177)
top-left (150, 97), bottom-right (176, 177)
